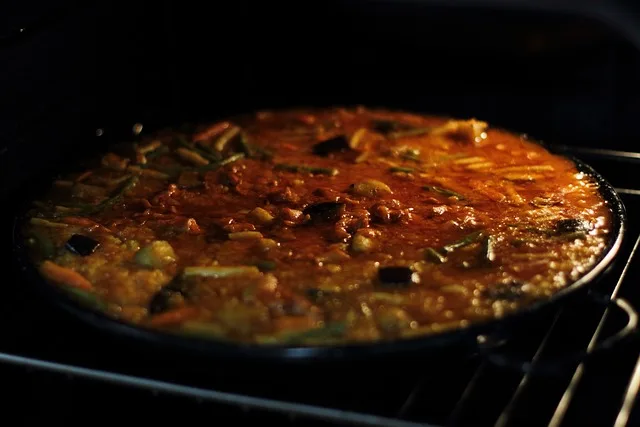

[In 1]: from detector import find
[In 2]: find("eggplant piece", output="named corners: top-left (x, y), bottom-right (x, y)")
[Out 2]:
top-left (378, 266), bottom-right (420, 287)
top-left (253, 260), bottom-right (276, 272)
top-left (303, 202), bottom-right (346, 223)
top-left (65, 234), bottom-right (100, 256)
top-left (555, 218), bottom-right (590, 234)
top-left (371, 120), bottom-right (413, 135)
top-left (312, 135), bottom-right (351, 156)
top-left (148, 278), bottom-right (189, 315)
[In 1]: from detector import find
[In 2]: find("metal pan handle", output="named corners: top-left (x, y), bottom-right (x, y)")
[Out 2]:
top-left (476, 291), bottom-right (639, 375)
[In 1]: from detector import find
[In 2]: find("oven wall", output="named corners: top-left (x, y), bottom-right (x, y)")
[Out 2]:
top-left (2, 1), bottom-right (640, 159)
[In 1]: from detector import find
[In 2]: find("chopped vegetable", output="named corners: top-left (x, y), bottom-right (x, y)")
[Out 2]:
top-left (182, 265), bottom-right (261, 278)
top-left (349, 128), bottom-right (367, 148)
top-left (137, 140), bottom-right (162, 154)
top-left (144, 144), bottom-right (170, 160)
top-left (214, 126), bottom-right (241, 152)
top-left (480, 235), bottom-right (496, 263)
top-left (389, 127), bottom-right (432, 139)
top-left (275, 163), bottom-right (339, 176)
top-left (253, 260), bottom-right (276, 272)
top-left (378, 266), bottom-right (419, 287)
top-left (29, 218), bottom-right (68, 228)
top-left (248, 207), bottom-right (275, 225)
top-left (424, 247), bottom-right (447, 264)
top-left (303, 202), bottom-right (345, 223)
top-left (135, 241), bottom-right (177, 269)
top-left (228, 231), bottom-right (264, 240)
top-left (193, 121), bottom-right (231, 142)
top-left (65, 287), bottom-right (107, 310)
top-left (65, 234), bottom-right (101, 256)
top-left (555, 218), bottom-right (590, 234)
top-left (389, 166), bottom-right (415, 173)
top-left (194, 142), bottom-right (221, 161)
top-left (128, 166), bottom-right (171, 180)
top-left (237, 132), bottom-right (254, 157)
top-left (371, 119), bottom-right (410, 134)
top-left (431, 119), bottom-right (488, 143)
top-left (351, 233), bottom-right (376, 253)
top-left (422, 185), bottom-right (466, 200)
top-left (312, 135), bottom-right (351, 156)
top-left (91, 176), bottom-right (139, 213)
top-left (40, 261), bottom-right (92, 290)
top-left (175, 147), bottom-right (210, 166)
top-left (349, 179), bottom-right (392, 198)
top-left (148, 278), bottom-right (189, 314)
top-left (189, 153), bottom-right (246, 173)
top-left (401, 149), bottom-right (421, 162)
top-left (442, 231), bottom-right (484, 253)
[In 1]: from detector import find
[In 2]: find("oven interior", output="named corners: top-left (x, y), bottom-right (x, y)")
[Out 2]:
top-left (2, 1), bottom-right (640, 425)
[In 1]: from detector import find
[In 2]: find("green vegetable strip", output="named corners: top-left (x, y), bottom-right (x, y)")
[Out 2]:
top-left (424, 247), bottom-right (447, 264)
top-left (275, 163), bottom-right (339, 176)
top-left (194, 142), bottom-right (222, 161)
top-left (442, 231), bottom-right (485, 253)
top-left (238, 132), bottom-right (254, 157)
top-left (422, 185), bottom-right (466, 200)
top-left (82, 176), bottom-right (139, 214)
top-left (388, 127), bottom-right (432, 139)
top-left (214, 126), bottom-right (241, 151)
top-left (65, 287), bottom-right (107, 310)
top-left (145, 145), bottom-right (169, 160)
top-left (176, 136), bottom-right (221, 163)
top-left (389, 166), bottom-right (415, 173)
top-left (401, 149), bottom-right (421, 162)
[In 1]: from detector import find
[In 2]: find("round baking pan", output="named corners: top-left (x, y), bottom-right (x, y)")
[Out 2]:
top-left (11, 116), bottom-right (628, 364)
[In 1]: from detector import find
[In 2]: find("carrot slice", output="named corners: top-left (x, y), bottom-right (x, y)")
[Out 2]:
top-left (148, 307), bottom-right (199, 327)
top-left (40, 261), bottom-right (93, 290)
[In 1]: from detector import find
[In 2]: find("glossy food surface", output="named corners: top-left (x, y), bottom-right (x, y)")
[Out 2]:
top-left (24, 107), bottom-right (613, 345)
